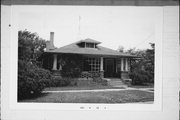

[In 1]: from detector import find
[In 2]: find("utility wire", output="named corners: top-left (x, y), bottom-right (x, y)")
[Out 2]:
top-left (78, 15), bottom-right (81, 40)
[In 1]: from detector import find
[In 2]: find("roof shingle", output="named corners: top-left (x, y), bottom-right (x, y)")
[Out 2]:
top-left (45, 39), bottom-right (137, 58)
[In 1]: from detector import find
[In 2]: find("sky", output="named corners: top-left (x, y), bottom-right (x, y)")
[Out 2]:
top-left (18, 6), bottom-right (159, 50)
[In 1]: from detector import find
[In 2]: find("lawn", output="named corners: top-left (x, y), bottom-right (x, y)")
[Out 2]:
top-left (19, 90), bottom-right (154, 103)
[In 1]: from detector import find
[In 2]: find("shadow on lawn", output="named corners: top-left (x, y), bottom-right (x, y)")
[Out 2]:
top-left (18, 93), bottom-right (49, 102)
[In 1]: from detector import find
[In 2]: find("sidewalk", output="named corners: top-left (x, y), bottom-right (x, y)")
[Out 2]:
top-left (43, 87), bottom-right (154, 93)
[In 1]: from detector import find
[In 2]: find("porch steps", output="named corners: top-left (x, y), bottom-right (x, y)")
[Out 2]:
top-left (106, 78), bottom-right (128, 87)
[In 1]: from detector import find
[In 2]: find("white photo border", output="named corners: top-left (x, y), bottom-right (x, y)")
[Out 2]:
top-left (9, 5), bottom-right (163, 111)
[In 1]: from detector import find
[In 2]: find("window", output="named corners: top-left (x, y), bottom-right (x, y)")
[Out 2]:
top-left (86, 43), bottom-right (95, 48)
top-left (78, 42), bottom-right (97, 48)
top-left (83, 57), bottom-right (100, 72)
top-left (78, 42), bottom-right (85, 48)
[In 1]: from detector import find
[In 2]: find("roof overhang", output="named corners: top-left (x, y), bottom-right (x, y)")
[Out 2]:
top-left (44, 51), bottom-right (140, 58)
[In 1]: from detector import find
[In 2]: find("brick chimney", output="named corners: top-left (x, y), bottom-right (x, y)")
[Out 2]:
top-left (50, 32), bottom-right (54, 48)
top-left (46, 32), bottom-right (55, 51)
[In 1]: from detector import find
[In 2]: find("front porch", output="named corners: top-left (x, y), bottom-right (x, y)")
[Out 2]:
top-left (42, 53), bottom-right (131, 80)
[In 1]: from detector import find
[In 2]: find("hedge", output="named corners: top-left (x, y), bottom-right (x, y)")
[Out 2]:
top-left (45, 76), bottom-right (78, 87)
top-left (18, 60), bottom-right (52, 100)
top-left (129, 69), bottom-right (152, 85)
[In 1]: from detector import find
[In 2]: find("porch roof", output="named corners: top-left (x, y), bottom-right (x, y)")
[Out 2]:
top-left (45, 40), bottom-right (138, 58)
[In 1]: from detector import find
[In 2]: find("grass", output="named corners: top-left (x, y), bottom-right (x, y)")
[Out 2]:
top-left (19, 90), bottom-right (154, 103)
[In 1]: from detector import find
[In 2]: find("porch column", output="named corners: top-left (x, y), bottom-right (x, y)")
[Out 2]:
top-left (125, 58), bottom-right (128, 71)
top-left (52, 54), bottom-right (57, 70)
top-left (100, 57), bottom-right (103, 71)
top-left (121, 58), bottom-right (124, 71)
top-left (58, 59), bottom-right (62, 71)
top-left (100, 57), bottom-right (104, 78)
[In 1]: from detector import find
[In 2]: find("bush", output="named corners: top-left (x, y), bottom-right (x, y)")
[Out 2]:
top-left (61, 70), bottom-right (81, 78)
top-left (46, 76), bottom-right (77, 87)
top-left (60, 54), bottom-right (82, 78)
top-left (92, 73), bottom-right (108, 86)
top-left (129, 69), bottom-right (150, 85)
top-left (18, 60), bottom-right (52, 100)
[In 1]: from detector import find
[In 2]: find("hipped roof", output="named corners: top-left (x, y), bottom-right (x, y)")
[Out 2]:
top-left (76, 38), bottom-right (101, 44)
top-left (45, 39), bottom-right (138, 58)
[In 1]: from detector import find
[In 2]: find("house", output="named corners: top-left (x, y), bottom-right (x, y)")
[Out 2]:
top-left (42, 32), bottom-right (138, 80)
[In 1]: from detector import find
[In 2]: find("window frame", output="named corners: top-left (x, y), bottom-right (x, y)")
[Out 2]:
top-left (83, 57), bottom-right (100, 72)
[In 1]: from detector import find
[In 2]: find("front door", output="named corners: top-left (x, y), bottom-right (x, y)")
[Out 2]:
top-left (105, 59), bottom-right (114, 77)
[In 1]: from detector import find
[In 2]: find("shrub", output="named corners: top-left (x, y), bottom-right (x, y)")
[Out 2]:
top-left (61, 70), bottom-right (81, 78)
top-left (100, 79), bottom-right (108, 86)
top-left (129, 69), bottom-right (150, 85)
top-left (92, 73), bottom-right (108, 86)
top-left (60, 54), bottom-right (82, 78)
top-left (52, 77), bottom-right (70, 87)
top-left (18, 60), bottom-right (52, 100)
top-left (46, 76), bottom-right (77, 87)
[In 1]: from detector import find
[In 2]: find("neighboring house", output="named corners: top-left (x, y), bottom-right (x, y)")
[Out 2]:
top-left (42, 32), bottom-right (137, 80)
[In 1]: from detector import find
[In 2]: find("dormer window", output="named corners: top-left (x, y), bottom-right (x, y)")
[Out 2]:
top-left (77, 38), bottom-right (101, 48)
top-left (85, 43), bottom-right (95, 48)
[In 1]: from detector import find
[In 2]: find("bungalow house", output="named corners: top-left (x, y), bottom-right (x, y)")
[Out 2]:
top-left (42, 32), bottom-right (137, 80)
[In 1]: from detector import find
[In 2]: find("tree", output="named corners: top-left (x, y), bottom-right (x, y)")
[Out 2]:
top-left (117, 45), bottom-right (125, 52)
top-left (124, 43), bottom-right (155, 84)
top-left (18, 30), bottom-right (51, 100)
top-left (143, 43), bottom-right (155, 82)
top-left (18, 30), bottom-right (46, 65)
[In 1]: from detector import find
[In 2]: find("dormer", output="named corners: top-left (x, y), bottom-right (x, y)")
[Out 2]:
top-left (77, 38), bottom-right (101, 48)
